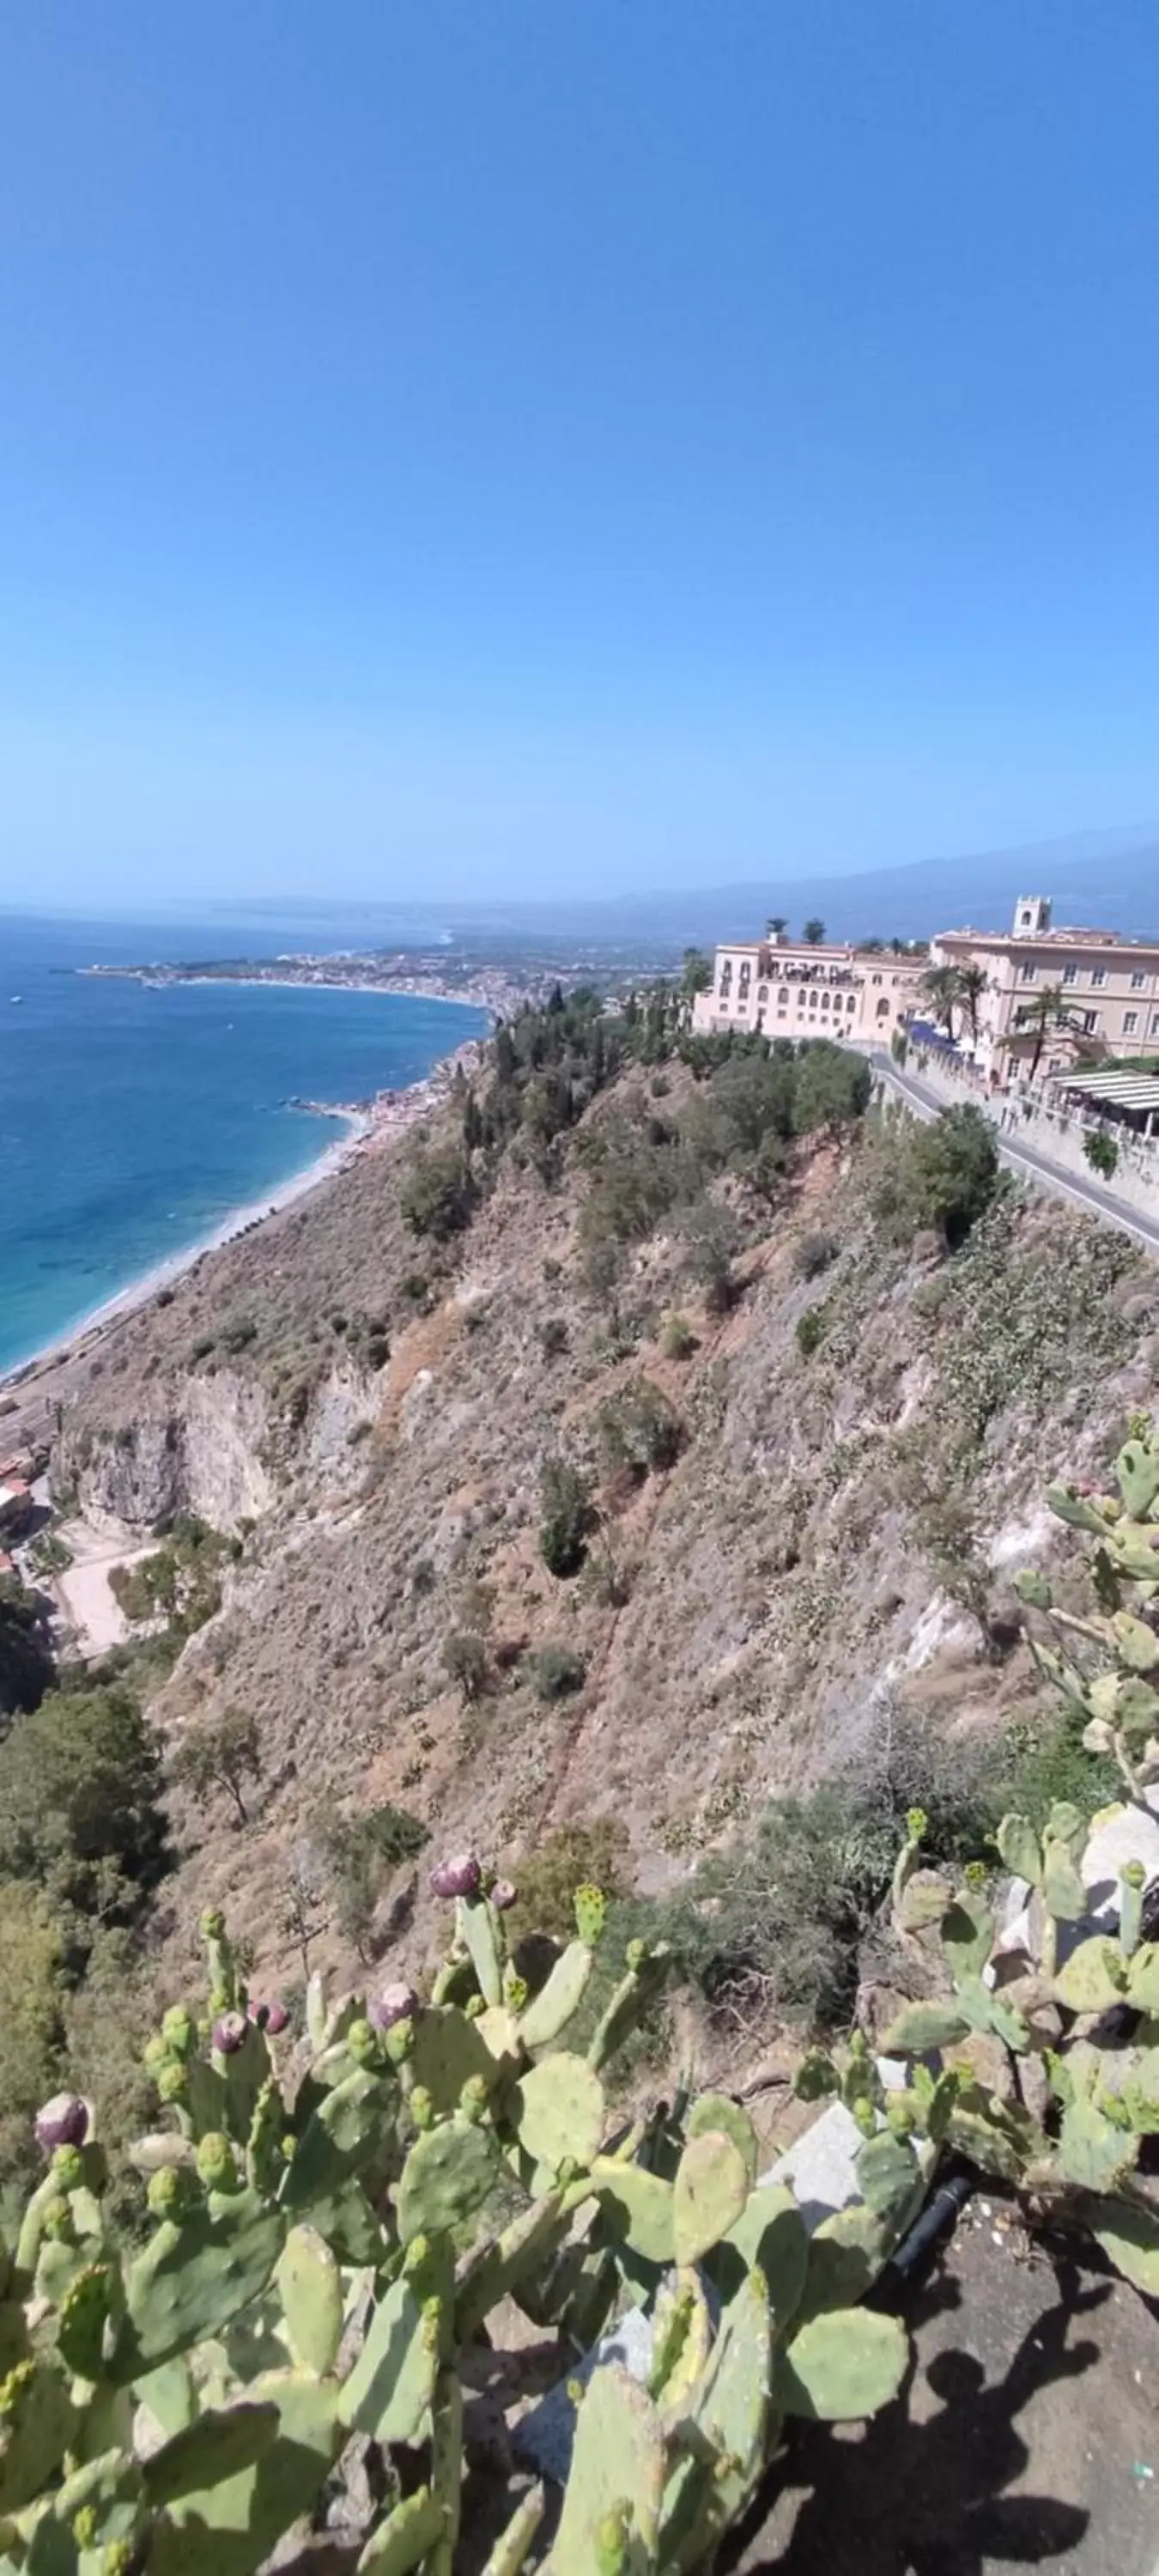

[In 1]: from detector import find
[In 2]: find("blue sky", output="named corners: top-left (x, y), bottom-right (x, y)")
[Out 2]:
top-left (3, 2), bottom-right (1159, 905)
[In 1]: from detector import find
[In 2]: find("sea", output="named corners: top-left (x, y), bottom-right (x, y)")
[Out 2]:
top-left (0, 908), bottom-right (487, 1379)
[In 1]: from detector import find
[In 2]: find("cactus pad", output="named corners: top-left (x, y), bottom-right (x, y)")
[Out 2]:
top-left (708, 2182), bottom-right (808, 2329)
top-left (509, 2054), bottom-right (604, 2178)
top-left (672, 2129), bottom-right (749, 2268)
top-left (0, 2359), bottom-right (76, 2514)
top-left (276, 2226), bottom-right (343, 2378)
top-left (341, 2274), bottom-right (438, 2445)
top-left (148, 2372), bottom-right (342, 2576)
top-left (458, 1894), bottom-right (504, 2010)
top-left (685, 2093), bottom-right (758, 2187)
top-left (518, 1941), bottom-right (593, 2051)
top-left (588, 2158), bottom-right (676, 2264)
top-left (776, 2307), bottom-right (907, 2421)
top-left (113, 2197), bottom-right (284, 2381)
top-left (408, 2007), bottom-right (495, 2115)
top-left (397, 2116), bottom-right (499, 2244)
top-left (355, 2487), bottom-right (446, 2573)
top-left (1090, 2193), bottom-right (1159, 2295)
top-left (552, 2365), bottom-right (665, 2574)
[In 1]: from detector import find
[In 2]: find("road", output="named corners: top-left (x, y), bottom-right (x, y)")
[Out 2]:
top-left (869, 1048), bottom-right (1159, 1258)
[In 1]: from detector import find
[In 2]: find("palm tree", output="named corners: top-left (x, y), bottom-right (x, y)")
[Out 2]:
top-left (921, 963), bottom-right (965, 1042)
top-left (801, 918), bottom-right (826, 945)
top-left (765, 915), bottom-right (788, 941)
top-left (1014, 982), bottom-right (1080, 1082)
top-left (957, 963), bottom-right (989, 1049)
top-left (859, 936), bottom-right (886, 953)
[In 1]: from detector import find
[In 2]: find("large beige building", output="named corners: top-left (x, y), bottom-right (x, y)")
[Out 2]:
top-left (693, 894), bottom-right (1159, 1084)
top-left (690, 930), bottom-right (924, 1043)
top-left (930, 895), bottom-right (1159, 1079)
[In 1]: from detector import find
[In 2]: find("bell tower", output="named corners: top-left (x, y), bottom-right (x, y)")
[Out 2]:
top-left (1013, 894), bottom-right (1052, 936)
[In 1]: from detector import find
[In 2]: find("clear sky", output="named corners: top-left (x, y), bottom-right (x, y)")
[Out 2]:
top-left (3, 2), bottom-right (1159, 906)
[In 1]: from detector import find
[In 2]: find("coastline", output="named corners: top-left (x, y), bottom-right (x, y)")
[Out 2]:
top-left (83, 967), bottom-right (504, 1020)
top-left (0, 1030), bottom-right (486, 1399)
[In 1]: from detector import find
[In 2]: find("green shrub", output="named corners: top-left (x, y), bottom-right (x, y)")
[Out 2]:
top-left (662, 1312), bottom-right (697, 1361)
top-left (318, 1802), bottom-right (430, 1956)
top-left (795, 1230), bottom-right (837, 1280)
top-left (0, 1681), bottom-right (170, 1918)
top-left (796, 1305), bottom-right (826, 1358)
top-left (1083, 1128), bottom-right (1120, 1180)
top-left (539, 1315), bottom-right (568, 1359)
top-left (876, 1104), bottom-right (1000, 1250)
top-left (599, 1377), bottom-right (683, 1479)
top-left (441, 1630), bottom-right (488, 1704)
top-left (538, 1455), bottom-right (594, 1578)
top-left (168, 1706), bottom-right (261, 1826)
top-left (506, 1817), bottom-right (629, 1941)
top-left (400, 1145), bottom-right (476, 1241)
top-left (534, 1643), bottom-right (587, 1702)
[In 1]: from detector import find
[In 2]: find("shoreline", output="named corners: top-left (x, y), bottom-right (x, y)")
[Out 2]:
top-left (82, 967), bottom-right (503, 1019)
top-left (0, 1030), bottom-right (487, 1399)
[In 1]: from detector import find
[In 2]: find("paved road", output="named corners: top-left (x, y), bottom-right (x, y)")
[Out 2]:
top-left (869, 1048), bottom-right (1159, 1258)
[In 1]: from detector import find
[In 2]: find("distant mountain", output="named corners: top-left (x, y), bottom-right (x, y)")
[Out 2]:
top-left (456, 825), bottom-right (1159, 948)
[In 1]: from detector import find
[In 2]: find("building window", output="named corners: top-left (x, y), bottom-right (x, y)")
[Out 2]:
top-left (757, 983), bottom-right (768, 1004)
top-left (871, 971), bottom-right (883, 986)
top-left (876, 998), bottom-right (890, 1019)
top-left (821, 991), bottom-right (830, 1011)
top-left (1091, 968), bottom-right (1106, 987)
top-left (1081, 1010), bottom-right (1100, 1034)
top-left (1151, 1011), bottom-right (1159, 1034)
top-left (1021, 961), bottom-right (1037, 981)
top-left (1062, 964), bottom-right (1077, 985)
top-left (1125, 1011), bottom-right (1139, 1034)
top-left (846, 993), bottom-right (856, 1011)
top-left (1131, 969), bottom-right (1148, 989)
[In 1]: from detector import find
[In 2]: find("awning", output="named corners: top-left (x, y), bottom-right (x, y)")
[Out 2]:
top-left (1048, 1069), bottom-right (1159, 1114)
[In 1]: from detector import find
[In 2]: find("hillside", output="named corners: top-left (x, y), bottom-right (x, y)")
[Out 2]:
top-left (23, 998), bottom-right (1156, 2062)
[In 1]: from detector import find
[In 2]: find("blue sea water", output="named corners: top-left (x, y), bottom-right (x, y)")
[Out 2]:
top-left (0, 909), bottom-right (486, 1376)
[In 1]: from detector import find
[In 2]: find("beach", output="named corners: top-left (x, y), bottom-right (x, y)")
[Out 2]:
top-left (0, 1033), bottom-right (486, 1401)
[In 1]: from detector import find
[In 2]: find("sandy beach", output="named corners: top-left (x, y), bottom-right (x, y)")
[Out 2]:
top-left (0, 1034), bottom-right (486, 1400)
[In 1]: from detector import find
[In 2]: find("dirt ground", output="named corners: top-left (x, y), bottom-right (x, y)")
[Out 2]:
top-left (728, 2192), bottom-right (1158, 2576)
top-left (53, 1521), bottom-right (158, 1656)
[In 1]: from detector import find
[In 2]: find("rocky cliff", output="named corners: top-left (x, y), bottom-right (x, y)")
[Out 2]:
top-left (49, 1044), bottom-right (1158, 2002)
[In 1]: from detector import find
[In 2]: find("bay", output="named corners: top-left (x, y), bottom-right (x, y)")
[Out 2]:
top-left (0, 909), bottom-right (486, 1377)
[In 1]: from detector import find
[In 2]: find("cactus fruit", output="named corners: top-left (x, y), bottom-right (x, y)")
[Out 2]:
top-left (34, 2094), bottom-right (89, 2154)
top-left (430, 1853), bottom-right (482, 1900)
top-left (552, 2366), bottom-right (666, 2575)
top-left (775, 2307), bottom-right (907, 2421)
top-left (517, 1940), bottom-right (593, 2051)
top-left (212, 2013), bottom-right (249, 2057)
top-left (490, 1878), bottom-right (519, 1912)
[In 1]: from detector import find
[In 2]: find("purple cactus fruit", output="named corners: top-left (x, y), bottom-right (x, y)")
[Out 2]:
top-left (212, 2011), bottom-right (250, 2057)
top-left (490, 1878), bottom-right (519, 1911)
top-left (34, 2093), bottom-right (89, 2155)
top-left (370, 1981), bottom-right (420, 2032)
top-left (253, 2001), bottom-right (289, 2036)
top-left (428, 1852), bottom-right (482, 1901)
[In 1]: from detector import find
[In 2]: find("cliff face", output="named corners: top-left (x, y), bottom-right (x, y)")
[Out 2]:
top-left (52, 1059), bottom-right (1158, 1998)
top-left (53, 1361), bottom-right (380, 1535)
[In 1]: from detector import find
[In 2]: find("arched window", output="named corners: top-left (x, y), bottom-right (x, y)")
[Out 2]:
top-left (876, 997), bottom-right (890, 1019)
top-left (846, 993), bottom-right (856, 1012)
top-left (757, 983), bottom-right (769, 1004)
top-left (820, 991), bottom-right (830, 1010)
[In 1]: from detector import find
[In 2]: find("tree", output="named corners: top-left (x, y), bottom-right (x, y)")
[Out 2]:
top-left (764, 915), bottom-right (788, 941)
top-left (1015, 983), bottom-right (1077, 1081)
top-left (0, 1575), bottom-right (53, 1721)
top-left (907, 1105), bottom-right (1000, 1249)
top-left (792, 1042), bottom-right (871, 1137)
top-left (169, 1706), bottom-right (261, 1828)
top-left (0, 1885), bottom-right (64, 2198)
top-left (957, 963), bottom-right (989, 1048)
top-left (400, 1145), bottom-right (476, 1241)
top-left (441, 1631), bottom-right (488, 1704)
top-left (0, 1682), bottom-right (170, 1917)
top-left (318, 1804), bottom-right (430, 1959)
top-left (680, 948), bottom-right (712, 999)
top-left (538, 1456), bottom-right (594, 1579)
top-left (920, 963), bottom-right (965, 1042)
top-left (801, 918), bottom-right (826, 945)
